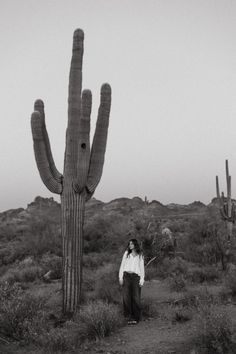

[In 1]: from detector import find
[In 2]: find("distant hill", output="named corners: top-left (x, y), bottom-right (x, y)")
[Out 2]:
top-left (0, 195), bottom-right (215, 232)
top-left (0, 195), bottom-right (221, 268)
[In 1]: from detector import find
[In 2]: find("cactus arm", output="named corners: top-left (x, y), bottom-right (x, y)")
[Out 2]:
top-left (34, 100), bottom-right (62, 183)
top-left (226, 159), bottom-right (232, 218)
top-left (64, 29), bottom-right (84, 176)
top-left (216, 176), bottom-right (220, 200)
top-left (31, 111), bottom-right (63, 194)
top-left (73, 89), bottom-right (92, 193)
top-left (86, 83), bottom-right (111, 194)
top-left (226, 160), bottom-right (230, 197)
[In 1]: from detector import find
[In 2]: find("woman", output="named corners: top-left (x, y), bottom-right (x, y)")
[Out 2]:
top-left (119, 238), bottom-right (145, 325)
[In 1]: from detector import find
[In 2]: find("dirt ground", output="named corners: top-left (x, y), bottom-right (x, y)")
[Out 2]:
top-left (81, 280), bottom-right (236, 354)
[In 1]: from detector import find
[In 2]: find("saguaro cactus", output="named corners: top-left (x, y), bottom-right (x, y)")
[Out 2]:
top-left (31, 29), bottom-right (111, 314)
top-left (216, 160), bottom-right (236, 233)
top-left (216, 160), bottom-right (236, 268)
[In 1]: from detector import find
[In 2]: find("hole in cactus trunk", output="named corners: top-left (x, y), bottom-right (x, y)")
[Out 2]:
top-left (81, 143), bottom-right (86, 149)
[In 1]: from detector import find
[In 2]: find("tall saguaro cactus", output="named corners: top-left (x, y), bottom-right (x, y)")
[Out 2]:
top-left (31, 29), bottom-right (111, 314)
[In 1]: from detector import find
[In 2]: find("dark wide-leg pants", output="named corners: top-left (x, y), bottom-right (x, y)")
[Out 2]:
top-left (122, 272), bottom-right (141, 322)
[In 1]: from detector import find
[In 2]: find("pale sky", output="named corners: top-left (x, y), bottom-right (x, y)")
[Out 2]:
top-left (0, 0), bottom-right (236, 211)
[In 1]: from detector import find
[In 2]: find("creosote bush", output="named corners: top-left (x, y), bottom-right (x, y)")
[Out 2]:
top-left (172, 304), bottom-right (193, 323)
top-left (36, 321), bottom-right (79, 353)
top-left (168, 273), bottom-right (187, 292)
top-left (152, 256), bottom-right (189, 279)
top-left (23, 225), bottom-right (61, 257)
top-left (145, 265), bottom-right (159, 281)
top-left (78, 300), bottom-right (123, 341)
top-left (2, 265), bottom-right (43, 285)
top-left (0, 282), bottom-right (46, 341)
top-left (93, 263), bottom-right (122, 303)
top-left (40, 253), bottom-right (62, 279)
top-left (83, 251), bottom-right (112, 268)
top-left (187, 264), bottom-right (220, 284)
top-left (195, 304), bottom-right (235, 354)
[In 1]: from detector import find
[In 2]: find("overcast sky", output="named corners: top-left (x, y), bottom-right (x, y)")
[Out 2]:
top-left (0, 0), bottom-right (236, 211)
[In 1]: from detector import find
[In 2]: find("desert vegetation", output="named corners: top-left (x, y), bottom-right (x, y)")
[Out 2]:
top-left (1, 195), bottom-right (236, 353)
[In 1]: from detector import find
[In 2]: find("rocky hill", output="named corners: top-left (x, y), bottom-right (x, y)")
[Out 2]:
top-left (0, 195), bottom-right (216, 236)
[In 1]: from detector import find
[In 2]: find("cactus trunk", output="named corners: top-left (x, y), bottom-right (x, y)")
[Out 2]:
top-left (61, 189), bottom-right (85, 313)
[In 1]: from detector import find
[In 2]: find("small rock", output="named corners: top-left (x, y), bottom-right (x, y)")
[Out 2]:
top-left (43, 270), bottom-right (53, 282)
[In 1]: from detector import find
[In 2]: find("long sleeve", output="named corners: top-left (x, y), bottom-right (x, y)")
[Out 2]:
top-left (139, 255), bottom-right (145, 286)
top-left (119, 251), bottom-right (127, 281)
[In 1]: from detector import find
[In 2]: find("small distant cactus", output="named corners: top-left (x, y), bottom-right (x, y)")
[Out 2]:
top-left (216, 160), bottom-right (236, 266)
top-left (216, 160), bottom-right (236, 229)
top-left (31, 29), bottom-right (111, 314)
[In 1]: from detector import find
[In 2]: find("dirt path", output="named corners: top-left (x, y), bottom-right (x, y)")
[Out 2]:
top-left (83, 317), bottom-right (196, 354)
top-left (81, 280), bottom-right (198, 354)
top-left (82, 280), bottom-right (236, 354)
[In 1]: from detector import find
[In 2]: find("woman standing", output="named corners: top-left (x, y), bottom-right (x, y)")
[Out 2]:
top-left (119, 238), bottom-right (145, 325)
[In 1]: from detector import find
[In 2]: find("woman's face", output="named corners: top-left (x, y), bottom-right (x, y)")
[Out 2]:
top-left (129, 241), bottom-right (135, 250)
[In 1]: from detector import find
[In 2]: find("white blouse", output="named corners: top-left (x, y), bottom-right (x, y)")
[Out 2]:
top-left (119, 251), bottom-right (145, 285)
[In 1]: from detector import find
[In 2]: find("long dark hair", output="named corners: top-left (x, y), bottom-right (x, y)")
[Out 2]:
top-left (126, 238), bottom-right (143, 257)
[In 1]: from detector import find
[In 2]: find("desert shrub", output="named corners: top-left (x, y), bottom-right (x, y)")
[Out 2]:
top-left (224, 267), bottom-right (236, 296)
top-left (22, 231), bottom-right (61, 258)
top-left (0, 220), bottom-right (61, 267)
top-left (219, 286), bottom-right (232, 304)
top-left (83, 267), bottom-right (96, 292)
top-left (168, 219), bottom-right (187, 233)
top-left (22, 213), bottom-right (61, 257)
top-left (93, 263), bottom-right (122, 304)
top-left (84, 217), bottom-right (110, 253)
top-left (133, 218), bottom-right (160, 261)
top-left (154, 257), bottom-right (189, 279)
top-left (183, 216), bottom-right (236, 270)
top-left (2, 265), bottom-right (43, 284)
top-left (169, 257), bottom-right (189, 275)
top-left (0, 243), bottom-right (29, 266)
top-left (158, 302), bottom-right (192, 324)
top-left (83, 252), bottom-right (113, 268)
top-left (84, 214), bottom-right (131, 254)
top-left (0, 223), bottom-right (16, 241)
top-left (153, 257), bottom-right (173, 278)
top-left (0, 264), bottom-right (10, 278)
top-left (172, 304), bottom-right (193, 323)
top-left (145, 265), bottom-right (158, 281)
top-left (36, 321), bottom-right (79, 352)
top-left (168, 273), bottom-right (187, 292)
top-left (140, 221), bottom-right (177, 265)
top-left (195, 304), bottom-right (234, 354)
top-left (0, 282), bottom-right (46, 341)
top-left (187, 265), bottom-right (220, 284)
top-left (40, 253), bottom-right (62, 279)
top-left (78, 300), bottom-right (122, 341)
top-left (182, 287), bottom-right (215, 309)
